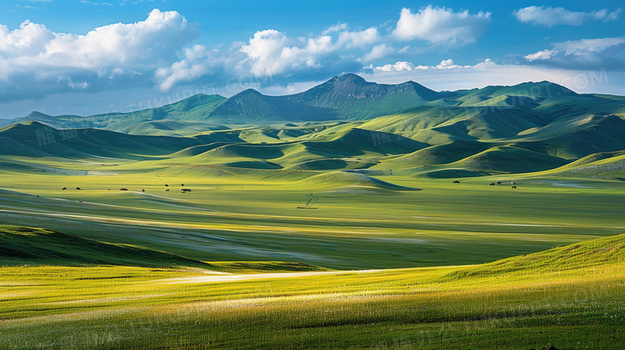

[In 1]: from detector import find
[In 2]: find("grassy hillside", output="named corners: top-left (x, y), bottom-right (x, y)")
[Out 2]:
top-left (0, 225), bottom-right (209, 268)
top-left (6, 75), bottom-right (624, 180)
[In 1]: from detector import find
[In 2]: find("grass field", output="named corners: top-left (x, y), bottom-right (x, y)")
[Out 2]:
top-left (1, 232), bottom-right (623, 349)
top-left (1, 170), bottom-right (624, 269)
top-left (1, 164), bottom-right (625, 348)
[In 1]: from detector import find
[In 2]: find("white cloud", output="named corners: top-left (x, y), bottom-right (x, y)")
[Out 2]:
top-left (553, 37), bottom-right (625, 52)
top-left (375, 61), bottom-right (415, 72)
top-left (436, 59), bottom-right (461, 69)
top-left (0, 9), bottom-right (198, 100)
top-left (514, 6), bottom-right (621, 27)
top-left (322, 23), bottom-right (348, 35)
top-left (155, 45), bottom-right (217, 92)
top-left (392, 6), bottom-right (491, 46)
top-left (236, 27), bottom-right (378, 78)
top-left (524, 37), bottom-right (625, 70)
top-left (0, 20), bottom-right (54, 57)
top-left (361, 44), bottom-right (395, 63)
top-left (525, 50), bottom-right (557, 62)
top-left (336, 27), bottom-right (379, 48)
top-left (369, 58), bottom-right (473, 72)
top-left (239, 29), bottom-right (292, 76)
top-left (57, 76), bottom-right (90, 90)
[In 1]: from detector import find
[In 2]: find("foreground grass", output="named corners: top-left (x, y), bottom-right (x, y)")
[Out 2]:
top-left (1, 235), bottom-right (623, 349)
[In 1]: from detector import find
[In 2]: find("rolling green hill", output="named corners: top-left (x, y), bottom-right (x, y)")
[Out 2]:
top-left (0, 121), bottom-right (201, 159)
top-left (445, 233), bottom-right (625, 279)
top-left (4, 74), bottom-right (625, 178)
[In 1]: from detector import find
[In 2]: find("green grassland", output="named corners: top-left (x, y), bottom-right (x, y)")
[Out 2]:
top-left (1, 163), bottom-right (624, 348)
top-left (2, 75), bottom-right (625, 348)
top-left (2, 169), bottom-right (625, 270)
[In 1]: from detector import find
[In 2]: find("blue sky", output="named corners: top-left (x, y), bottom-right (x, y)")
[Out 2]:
top-left (0, 0), bottom-right (623, 118)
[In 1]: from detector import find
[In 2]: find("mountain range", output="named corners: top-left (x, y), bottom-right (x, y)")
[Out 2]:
top-left (2, 74), bottom-right (625, 179)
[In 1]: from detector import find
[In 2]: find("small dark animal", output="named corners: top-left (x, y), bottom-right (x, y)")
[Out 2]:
top-left (165, 184), bottom-right (169, 187)
top-left (453, 181), bottom-right (460, 184)
top-left (512, 186), bottom-right (517, 189)
top-left (489, 183), bottom-right (495, 186)
top-left (181, 184), bottom-right (185, 186)
top-left (120, 188), bottom-right (128, 191)
top-left (76, 187), bottom-right (81, 190)
top-left (62, 187), bottom-right (67, 190)
top-left (181, 188), bottom-right (192, 193)
top-left (497, 180), bottom-right (502, 185)
top-left (142, 189), bottom-right (145, 192)
top-left (165, 189), bottom-right (170, 192)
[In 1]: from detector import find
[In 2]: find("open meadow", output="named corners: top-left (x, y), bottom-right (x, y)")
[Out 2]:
top-left (1, 167), bottom-right (624, 349)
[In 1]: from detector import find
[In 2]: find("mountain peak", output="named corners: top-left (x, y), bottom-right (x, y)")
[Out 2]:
top-left (329, 73), bottom-right (368, 85)
top-left (237, 88), bottom-right (263, 96)
top-left (24, 111), bottom-right (52, 120)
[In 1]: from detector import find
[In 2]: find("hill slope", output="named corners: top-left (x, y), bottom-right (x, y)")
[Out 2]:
top-left (0, 226), bottom-right (209, 267)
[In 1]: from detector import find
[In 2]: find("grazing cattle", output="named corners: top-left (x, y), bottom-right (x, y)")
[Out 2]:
top-left (76, 187), bottom-right (81, 190)
top-left (181, 184), bottom-right (185, 186)
top-left (453, 180), bottom-right (460, 184)
top-left (62, 187), bottom-right (67, 190)
top-left (120, 188), bottom-right (128, 191)
top-left (511, 181), bottom-right (516, 185)
top-left (512, 186), bottom-right (517, 189)
top-left (142, 189), bottom-right (145, 192)
top-left (497, 181), bottom-right (502, 185)
top-left (165, 184), bottom-right (169, 187)
top-left (489, 183), bottom-right (495, 186)
top-left (165, 189), bottom-right (170, 192)
top-left (181, 188), bottom-right (192, 193)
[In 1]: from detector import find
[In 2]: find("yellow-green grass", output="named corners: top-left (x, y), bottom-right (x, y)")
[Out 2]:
top-left (1, 234), bottom-right (623, 349)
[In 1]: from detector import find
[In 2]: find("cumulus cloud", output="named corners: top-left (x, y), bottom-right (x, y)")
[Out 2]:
top-left (392, 6), bottom-right (491, 46)
top-left (155, 23), bottom-right (380, 92)
top-left (514, 6), bottom-right (621, 27)
top-left (361, 44), bottom-right (396, 63)
top-left (368, 58), bottom-right (478, 72)
top-left (524, 37), bottom-right (625, 70)
top-left (237, 26), bottom-right (378, 78)
top-left (155, 45), bottom-right (220, 92)
top-left (0, 9), bottom-right (198, 101)
top-left (378, 61), bottom-right (415, 72)
top-left (1, 6), bottom-right (500, 101)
